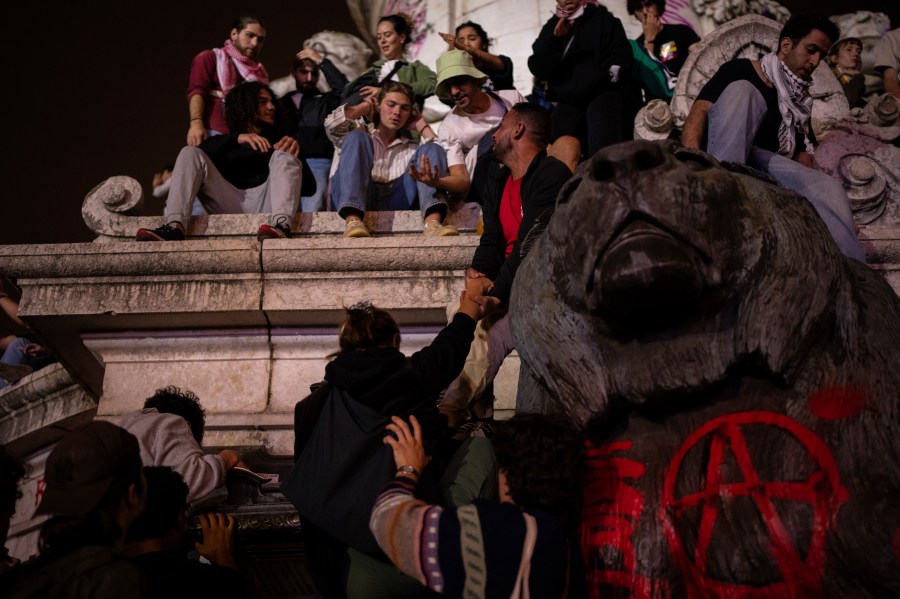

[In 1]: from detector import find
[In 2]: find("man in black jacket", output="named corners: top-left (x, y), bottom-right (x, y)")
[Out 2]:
top-left (529, 0), bottom-right (634, 157)
top-left (137, 81), bottom-right (313, 242)
top-left (279, 48), bottom-right (348, 212)
top-left (440, 102), bottom-right (574, 427)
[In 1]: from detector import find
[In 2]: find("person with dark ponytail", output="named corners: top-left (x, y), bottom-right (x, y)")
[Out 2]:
top-left (343, 13), bottom-right (437, 109)
top-left (286, 294), bottom-right (490, 597)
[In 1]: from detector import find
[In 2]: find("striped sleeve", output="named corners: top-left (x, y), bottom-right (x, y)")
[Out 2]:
top-left (369, 477), bottom-right (447, 592)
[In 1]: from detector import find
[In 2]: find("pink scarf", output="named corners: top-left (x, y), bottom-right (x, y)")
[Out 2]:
top-left (554, 0), bottom-right (599, 20)
top-left (213, 39), bottom-right (269, 97)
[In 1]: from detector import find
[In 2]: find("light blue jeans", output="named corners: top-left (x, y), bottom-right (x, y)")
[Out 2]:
top-left (301, 157), bottom-right (333, 212)
top-left (330, 130), bottom-right (449, 220)
top-left (707, 80), bottom-right (865, 262)
top-left (0, 337), bottom-right (54, 389)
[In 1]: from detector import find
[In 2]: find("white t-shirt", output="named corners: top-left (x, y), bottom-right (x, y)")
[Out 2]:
top-left (437, 89), bottom-right (525, 178)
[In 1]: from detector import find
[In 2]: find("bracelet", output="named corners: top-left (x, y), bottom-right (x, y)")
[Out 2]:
top-left (645, 39), bottom-right (656, 44)
top-left (190, 118), bottom-right (203, 122)
top-left (397, 465), bottom-right (420, 478)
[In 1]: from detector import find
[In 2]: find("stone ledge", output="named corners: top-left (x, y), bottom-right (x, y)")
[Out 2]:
top-left (0, 364), bottom-right (97, 455)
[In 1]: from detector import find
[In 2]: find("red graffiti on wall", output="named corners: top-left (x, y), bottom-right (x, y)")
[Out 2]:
top-left (581, 440), bottom-right (660, 598)
top-left (34, 479), bottom-right (45, 508)
top-left (659, 411), bottom-right (848, 596)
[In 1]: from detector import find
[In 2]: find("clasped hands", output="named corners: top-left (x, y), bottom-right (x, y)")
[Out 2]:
top-left (238, 133), bottom-right (300, 157)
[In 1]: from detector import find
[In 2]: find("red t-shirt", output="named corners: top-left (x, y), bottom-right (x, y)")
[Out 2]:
top-left (499, 175), bottom-right (524, 258)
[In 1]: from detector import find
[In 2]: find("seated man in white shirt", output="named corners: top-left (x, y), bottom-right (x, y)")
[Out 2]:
top-left (325, 81), bottom-right (458, 238)
top-left (414, 50), bottom-right (579, 197)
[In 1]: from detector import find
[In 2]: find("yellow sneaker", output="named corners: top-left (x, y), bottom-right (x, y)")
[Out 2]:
top-left (344, 219), bottom-right (371, 238)
top-left (423, 221), bottom-right (459, 237)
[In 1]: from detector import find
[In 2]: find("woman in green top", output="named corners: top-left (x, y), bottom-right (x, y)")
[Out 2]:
top-left (355, 13), bottom-right (437, 108)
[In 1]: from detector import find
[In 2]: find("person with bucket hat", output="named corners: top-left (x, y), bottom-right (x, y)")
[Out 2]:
top-left (412, 50), bottom-right (525, 198)
top-left (3, 421), bottom-right (148, 598)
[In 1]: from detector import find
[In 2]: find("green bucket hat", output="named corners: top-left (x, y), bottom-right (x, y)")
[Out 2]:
top-left (434, 49), bottom-right (488, 101)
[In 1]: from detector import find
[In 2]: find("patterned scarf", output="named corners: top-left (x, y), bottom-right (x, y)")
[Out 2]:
top-left (760, 52), bottom-right (814, 157)
top-left (213, 39), bottom-right (269, 97)
top-left (554, 0), bottom-right (599, 21)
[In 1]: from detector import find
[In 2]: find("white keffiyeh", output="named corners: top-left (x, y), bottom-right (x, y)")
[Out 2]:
top-left (760, 52), bottom-right (814, 157)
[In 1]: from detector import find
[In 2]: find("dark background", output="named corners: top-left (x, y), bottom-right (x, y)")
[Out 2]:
top-left (4, 1), bottom-right (895, 245)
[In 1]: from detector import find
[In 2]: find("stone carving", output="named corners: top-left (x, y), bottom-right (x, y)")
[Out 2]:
top-left (670, 16), bottom-right (781, 129)
top-left (346, 0), bottom-right (387, 52)
top-left (634, 99), bottom-right (675, 141)
top-left (690, 0), bottom-right (789, 39)
top-left (80, 176), bottom-right (479, 242)
top-left (511, 140), bottom-right (900, 595)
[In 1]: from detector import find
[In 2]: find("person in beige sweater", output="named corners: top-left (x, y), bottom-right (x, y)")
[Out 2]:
top-left (119, 386), bottom-right (242, 502)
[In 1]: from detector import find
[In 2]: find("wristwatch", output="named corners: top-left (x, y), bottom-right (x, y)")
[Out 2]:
top-left (397, 465), bottom-right (420, 478)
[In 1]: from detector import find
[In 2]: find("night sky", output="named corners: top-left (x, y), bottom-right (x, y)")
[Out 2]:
top-left (4, 1), bottom-right (895, 246)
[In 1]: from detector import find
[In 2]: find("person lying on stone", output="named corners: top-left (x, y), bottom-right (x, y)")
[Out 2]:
top-left (371, 412), bottom-right (586, 598)
top-left (324, 80), bottom-right (458, 238)
top-left (136, 81), bottom-right (314, 242)
top-left (119, 386), bottom-right (244, 503)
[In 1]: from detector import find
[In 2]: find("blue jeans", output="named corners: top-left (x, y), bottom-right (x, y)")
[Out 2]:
top-left (707, 80), bottom-right (865, 262)
top-left (301, 157), bottom-right (332, 212)
top-left (0, 337), bottom-right (54, 389)
top-left (330, 130), bottom-right (449, 219)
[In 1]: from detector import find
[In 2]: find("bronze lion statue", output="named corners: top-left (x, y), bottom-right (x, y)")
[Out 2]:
top-left (511, 140), bottom-right (900, 597)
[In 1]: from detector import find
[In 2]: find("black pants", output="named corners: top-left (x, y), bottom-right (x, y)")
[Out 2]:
top-left (551, 86), bottom-right (631, 158)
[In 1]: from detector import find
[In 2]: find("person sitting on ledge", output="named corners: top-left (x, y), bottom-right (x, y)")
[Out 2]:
top-left (370, 413), bottom-right (586, 598)
top-left (119, 386), bottom-right (244, 503)
top-left (136, 81), bottom-right (314, 242)
top-left (325, 80), bottom-right (458, 238)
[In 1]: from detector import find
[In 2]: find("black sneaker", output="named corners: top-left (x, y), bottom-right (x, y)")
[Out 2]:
top-left (257, 218), bottom-right (292, 241)
top-left (136, 223), bottom-right (185, 241)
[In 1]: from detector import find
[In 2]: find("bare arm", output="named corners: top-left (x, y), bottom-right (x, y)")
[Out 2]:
top-left (408, 161), bottom-right (470, 196)
top-left (681, 99), bottom-right (712, 150)
top-left (883, 67), bottom-right (900, 98)
top-left (187, 95), bottom-right (207, 146)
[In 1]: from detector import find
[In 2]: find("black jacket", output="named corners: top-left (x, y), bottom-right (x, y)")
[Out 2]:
top-left (294, 312), bottom-right (477, 458)
top-left (198, 125), bottom-right (315, 195)
top-left (277, 58), bottom-right (348, 159)
top-left (470, 151), bottom-right (573, 304)
top-left (528, 4), bottom-right (634, 107)
top-left (287, 313), bottom-right (476, 558)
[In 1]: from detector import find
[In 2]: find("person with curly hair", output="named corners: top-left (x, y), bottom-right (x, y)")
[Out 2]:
top-left (137, 81), bottom-right (314, 242)
top-left (370, 412), bottom-right (586, 598)
top-left (119, 386), bottom-right (244, 502)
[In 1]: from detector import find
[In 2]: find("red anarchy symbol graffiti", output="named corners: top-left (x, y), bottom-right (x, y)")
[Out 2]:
top-left (660, 411), bottom-right (848, 597)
